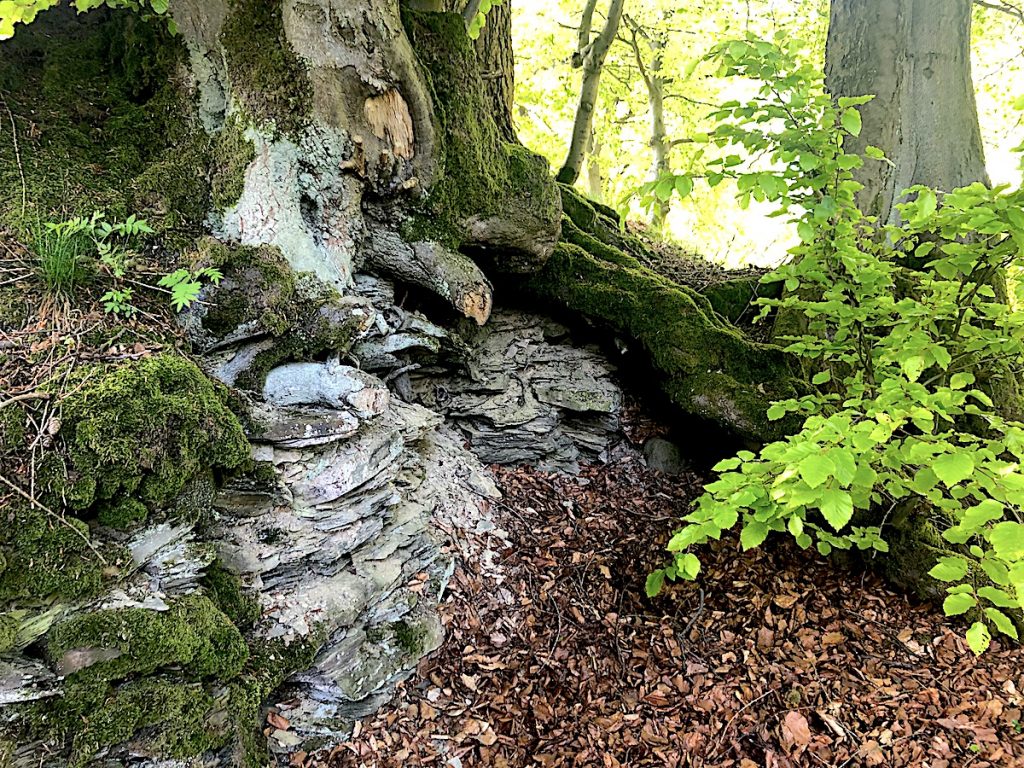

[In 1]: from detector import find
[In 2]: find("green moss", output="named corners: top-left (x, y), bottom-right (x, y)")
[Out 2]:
top-left (393, 620), bottom-right (428, 656)
top-left (0, 502), bottom-right (119, 604)
top-left (97, 498), bottom-right (148, 531)
top-left (401, 10), bottom-right (560, 262)
top-left (202, 561), bottom-right (261, 630)
top-left (0, 405), bottom-right (26, 457)
top-left (54, 354), bottom-right (251, 512)
top-left (220, 0), bottom-right (312, 135)
top-left (210, 118), bottom-right (256, 211)
top-left (49, 594), bottom-right (248, 683)
top-left (0, 612), bottom-right (19, 653)
top-left (193, 237), bottom-right (298, 338)
top-left (228, 634), bottom-right (323, 767)
top-left (64, 678), bottom-right (222, 768)
top-left (188, 239), bottom-right (362, 391)
top-left (0, 13), bottom-right (211, 243)
top-left (523, 236), bottom-right (801, 442)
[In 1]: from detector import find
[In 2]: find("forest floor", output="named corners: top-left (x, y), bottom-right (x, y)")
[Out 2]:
top-left (317, 418), bottom-right (1024, 768)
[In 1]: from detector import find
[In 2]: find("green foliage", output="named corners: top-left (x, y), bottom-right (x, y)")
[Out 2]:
top-left (29, 217), bottom-right (91, 295)
top-left (35, 210), bottom-right (222, 313)
top-left (468, 0), bottom-right (503, 40)
top-left (0, 0), bottom-right (170, 40)
top-left (158, 266), bottom-right (223, 311)
top-left (650, 35), bottom-right (1024, 655)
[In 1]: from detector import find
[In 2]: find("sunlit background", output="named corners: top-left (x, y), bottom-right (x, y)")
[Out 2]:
top-left (512, 0), bottom-right (1024, 267)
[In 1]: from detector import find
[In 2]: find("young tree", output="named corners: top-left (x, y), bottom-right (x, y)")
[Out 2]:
top-left (556, 0), bottom-right (627, 184)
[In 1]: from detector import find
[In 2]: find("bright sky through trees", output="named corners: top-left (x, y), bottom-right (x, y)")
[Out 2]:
top-left (513, 0), bottom-right (1024, 267)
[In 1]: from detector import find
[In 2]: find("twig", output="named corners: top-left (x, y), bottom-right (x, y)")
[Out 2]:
top-left (974, 0), bottom-right (1024, 22)
top-left (0, 472), bottom-right (108, 565)
top-left (0, 391), bottom-right (49, 410)
top-left (0, 93), bottom-right (27, 218)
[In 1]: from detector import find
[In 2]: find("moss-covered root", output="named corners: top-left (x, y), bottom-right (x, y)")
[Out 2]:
top-left (524, 231), bottom-right (801, 442)
top-left (402, 10), bottom-right (561, 272)
top-left (49, 354), bottom-right (251, 516)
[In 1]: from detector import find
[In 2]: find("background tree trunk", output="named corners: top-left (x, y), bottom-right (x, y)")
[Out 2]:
top-left (556, 0), bottom-right (627, 185)
top-left (825, 0), bottom-right (988, 224)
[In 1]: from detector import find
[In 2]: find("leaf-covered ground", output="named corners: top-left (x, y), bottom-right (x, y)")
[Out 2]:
top-left (309, 444), bottom-right (1024, 768)
top-left (312, 455), bottom-right (1024, 768)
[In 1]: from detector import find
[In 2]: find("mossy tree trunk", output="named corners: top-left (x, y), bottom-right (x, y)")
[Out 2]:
top-left (0, 3), bottom-right (809, 765)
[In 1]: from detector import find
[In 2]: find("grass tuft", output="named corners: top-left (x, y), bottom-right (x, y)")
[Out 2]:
top-left (30, 219), bottom-right (91, 296)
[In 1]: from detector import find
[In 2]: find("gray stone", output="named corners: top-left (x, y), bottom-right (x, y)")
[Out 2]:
top-left (643, 437), bottom-right (688, 475)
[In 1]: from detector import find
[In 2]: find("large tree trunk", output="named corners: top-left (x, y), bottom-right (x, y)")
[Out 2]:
top-left (0, 4), bottom-right (798, 765)
top-left (825, 0), bottom-right (1022, 599)
top-left (825, 0), bottom-right (988, 224)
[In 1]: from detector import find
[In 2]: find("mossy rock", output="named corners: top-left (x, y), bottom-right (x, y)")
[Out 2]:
top-left (53, 354), bottom-right (251, 514)
top-left (26, 594), bottom-right (248, 766)
top-left (523, 229), bottom-right (802, 442)
top-left (187, 238), bottom-right (366, 391)
top-left (0, 501), bottom-right (120, 604)
top-left (48, 594), bottom-right (248, 683)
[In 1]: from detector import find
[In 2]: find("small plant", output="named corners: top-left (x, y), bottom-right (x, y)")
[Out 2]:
top-left (158, 267), bottom-right (224, 311)
top-left (30, 218), bottom-right (91, 296)
top-left (100, 288), bottom-right (135, 317)
top-left (648, 35), bottom-right (1024, 656)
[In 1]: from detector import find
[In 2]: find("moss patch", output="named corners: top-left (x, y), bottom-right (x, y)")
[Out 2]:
top-left (191, 238), bottom-right (364, 392)
top-left (202, 561), bottom-right (261, 630)
top-left (523, 229), bottom-right (801, 442)
top-left (53, 354), bottom-right (251, 513)
top-left (0, 12), bottom-right (211, 249)
top-left (0, 501), bottom-right (121, 604)
top-left (401, 10), bottom-right (560, 264)
top-left (220, 0), bottom-right (312, 136)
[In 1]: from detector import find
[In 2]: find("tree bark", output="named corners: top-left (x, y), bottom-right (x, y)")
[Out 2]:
top-left (825, 0), bottom-right (988, 224)
top-left (472, 0), bottom-right (517, 141)
top-left (556, 0), bottom-right (627, 185)
top-left (0, 5), bottom-right (806, 764)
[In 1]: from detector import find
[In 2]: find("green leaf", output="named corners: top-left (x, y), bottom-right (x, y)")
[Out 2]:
top-left (812, 371), bottom-right (831, 385)
top-left (678, 553), bottom-right (701, 580)
top-left (865, 145), bottom-right (885, 160)
top-left (978, 585), bottom-right (1016, 609)
top-left (840, 108), bottom-right (862, 137)
top-left (984, 608), bottom-right (1018, 640)
top-left (674, 175), bottom-right (694, 199)
top-left (966, 621), bottom-right (991, 655)
top-left (915, 189), bottom-right (938, 221)
top-left (818, 488), bottom-right (854, 531)
top-left (798, 453), bottom-right (834, 489)
top-left (645, 570), bottom-right (665, 598)
top-left (933, 453), bottom-right (974, 487)
top-left (989, 522), bottom-right (1024, 561)
top-left (928, 556), bottom-right (969, 582)
top-left (740, 520), bottom-right (769, 550)
top-left (950, 372), bottom-right (975, 390)
top-left (943, 592), bottom-right (977, 616)
top-left (797, 220), bottom-right (815, 243)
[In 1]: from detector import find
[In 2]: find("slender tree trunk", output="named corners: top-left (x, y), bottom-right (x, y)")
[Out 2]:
top-left (586, 132), bottom-right (605, 202)
top-left (825, 0), bottom-right (988, 224)
top-left (556, 0), bottom-right (626, 185)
